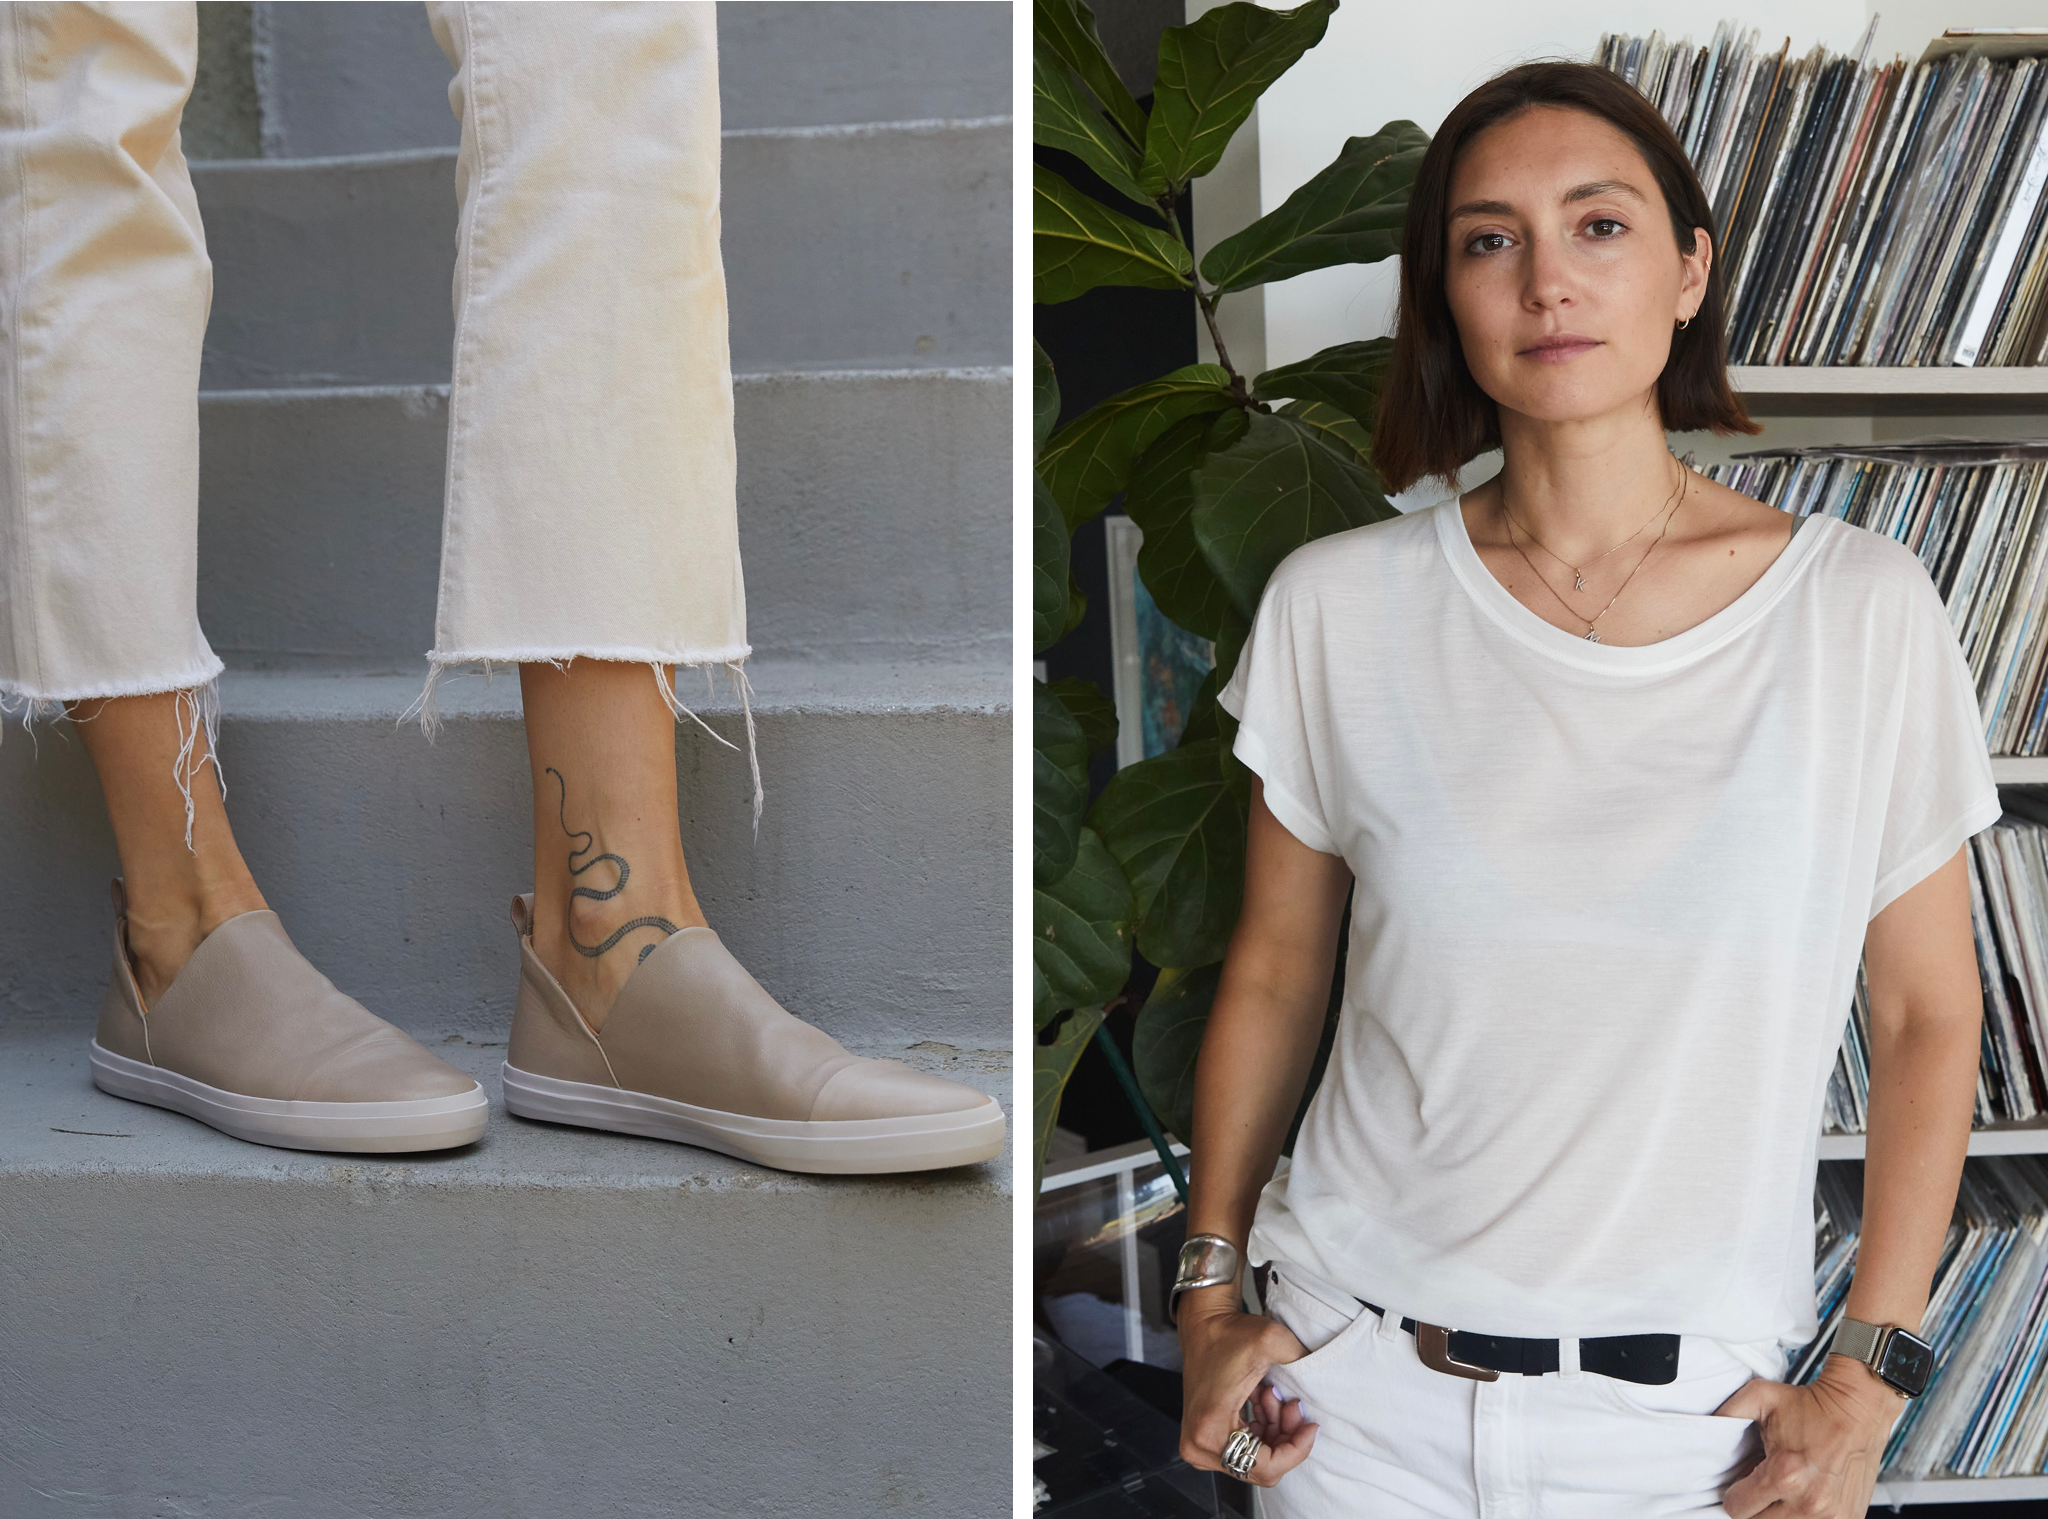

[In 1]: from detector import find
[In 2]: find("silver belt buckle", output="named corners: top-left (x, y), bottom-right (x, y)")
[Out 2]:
top-left (1414, 1322), bottom-right (1501, 1382)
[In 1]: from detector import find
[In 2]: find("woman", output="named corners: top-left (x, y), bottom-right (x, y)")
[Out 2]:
top-left (0, 2), bottom-right (1002, 1172)
top-left (1172, 62), bottom-right (1995, 1517)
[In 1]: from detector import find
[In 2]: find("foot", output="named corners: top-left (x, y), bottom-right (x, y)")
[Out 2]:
top-left (93, 884), bottom-right (487, 1153)
top-left (502, 894), bottom-right (1006, 1174)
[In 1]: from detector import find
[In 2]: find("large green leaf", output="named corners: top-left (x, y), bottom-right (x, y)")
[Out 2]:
top-left (1039, 365), bottom-right (1235, 533)
top-left (1178, 661), bottom-right (1239, 749)
top-left (1034, 678), bottom-right (1088, 888)
top-left (1048, 677), bottom-right (1118, 757)
top-left (1252, 337), bottom-right (1394, 427)
top-left (1131, 961), bottom-right (1221, 1142)
top-left (1033, 828), bottom-right (1135, 1029)
top-left (1280, 399), bottom-right (1380, 480)
top-left (1034, 43), bottom-right (1150, 211)
top-left (1124, 406), bottom-right (1247, 641)
top-left (1032, 1004), bottom-right (1105, 1197)
top-left (1034, 0), bottom-right (1147, 151)
top-left (1140, 0), bottom-right (1336, 194)
top-left (1035, 164), bottom-right (1192, 306)
top-left (1091, 737), bottom-right (1249, 968)
top-left (1033, 475), bottom-right (1071, 654)
top-left (1062, 574), bottom-right (1089, 640)
top-left (1200, 122), bottom-right (1428, 293)
top-left (1192, 409), bottom-right (1393, 619)
top-left (1034, 342), bottom-right (1061, 460)
top-left (1210, 602), bottom-right (1251, 691)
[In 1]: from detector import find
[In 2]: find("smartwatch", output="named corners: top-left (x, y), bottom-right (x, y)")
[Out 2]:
top-left (1830, 1317), bottom-right (1935, 1398)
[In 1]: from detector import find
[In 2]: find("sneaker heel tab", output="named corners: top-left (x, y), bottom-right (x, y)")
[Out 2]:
top-left (510, 893), bottom-right (535, 940)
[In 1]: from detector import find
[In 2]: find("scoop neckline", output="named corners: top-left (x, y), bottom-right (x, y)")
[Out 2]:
top-left (1433, 492), bottom-right (1832, 675)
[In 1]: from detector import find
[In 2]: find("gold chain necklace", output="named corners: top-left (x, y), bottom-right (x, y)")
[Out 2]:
top-left (1501, 459), bottom-right (1684, 591)
top-left (1500, 462), bottom-right (1688, 643)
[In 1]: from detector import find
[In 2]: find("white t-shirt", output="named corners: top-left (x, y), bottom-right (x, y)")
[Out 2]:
top-left (1217, 495), bottom-right (2001, 1358)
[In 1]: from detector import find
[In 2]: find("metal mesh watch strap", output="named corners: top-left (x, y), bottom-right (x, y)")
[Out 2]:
top-left (1832, 1317), bottom-right (1884, 1366)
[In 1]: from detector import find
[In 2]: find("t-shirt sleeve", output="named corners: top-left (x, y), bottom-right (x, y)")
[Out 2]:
top-left (1868, 566), bottom-right (2003, 920)
top-left (1216, 568), bottom-right (1341, 856)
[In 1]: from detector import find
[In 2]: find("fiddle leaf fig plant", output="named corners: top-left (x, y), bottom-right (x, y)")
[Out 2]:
top-left (1031, 0), bottom-right (1426, 1191)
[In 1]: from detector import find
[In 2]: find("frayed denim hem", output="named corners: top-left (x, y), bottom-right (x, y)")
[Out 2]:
top-left (0, 669), bottom-right (226, 851)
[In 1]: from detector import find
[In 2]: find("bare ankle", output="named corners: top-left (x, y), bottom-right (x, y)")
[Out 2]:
top-left (563, 882), bottom-right (704, 953)
top-left (120, 876), bottom-right (267, 1006)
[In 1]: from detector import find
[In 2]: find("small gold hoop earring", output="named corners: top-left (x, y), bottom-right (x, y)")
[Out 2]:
top-left (1677, 314), bottom-right (1692, 330)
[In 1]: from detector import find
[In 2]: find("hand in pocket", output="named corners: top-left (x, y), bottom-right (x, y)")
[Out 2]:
top-left (1177, 1301), bottom-right (1319, 1487)
top-left (1714, 1364), bottom-right (1902, 1519)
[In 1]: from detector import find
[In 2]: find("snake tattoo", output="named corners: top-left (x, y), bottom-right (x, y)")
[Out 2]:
top-left (548, 766), bottom-right (678, 965)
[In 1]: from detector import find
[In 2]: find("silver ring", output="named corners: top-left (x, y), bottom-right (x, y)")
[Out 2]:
top-left (1220, 1427), bottom-right (1260, 1479)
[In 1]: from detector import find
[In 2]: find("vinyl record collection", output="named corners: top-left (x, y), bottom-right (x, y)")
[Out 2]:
top-left (1800, 1157), bottom-right (2048, 1480)
top-left (1696, 443), bottom-right (2048, 754)
top-left (1825, 807), bottom-right (2048, 1132)
top-left (1596, 25), bottom-right (2048, 365)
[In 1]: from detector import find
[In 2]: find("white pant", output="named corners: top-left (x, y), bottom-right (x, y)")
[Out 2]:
top-left (0, 3), bottom-right (746, 724)
top-left (1254, 1266), bottom-right (1774, 1518)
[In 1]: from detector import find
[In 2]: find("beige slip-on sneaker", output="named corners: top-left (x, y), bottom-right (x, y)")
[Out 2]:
top-left (499, 894), bottom-right (1005, 1174)
top-left (90, 881), bottom-right (488, 1153)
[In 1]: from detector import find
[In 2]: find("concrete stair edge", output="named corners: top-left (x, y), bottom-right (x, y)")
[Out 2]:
top-left (2, 1027), bottom-right (1012, 1197)
top-left (197, 364), bottom-right (1014, 402)
top-left (210, 658), bottom-right (1010, 720)
top-left (191, 112), bottom-right (1014, 173)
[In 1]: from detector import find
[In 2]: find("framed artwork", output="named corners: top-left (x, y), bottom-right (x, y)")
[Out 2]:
top-left (1102, 516), bottom-right (1214, 769)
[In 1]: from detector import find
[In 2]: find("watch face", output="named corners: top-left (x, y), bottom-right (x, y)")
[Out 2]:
top-left (1878, 1330), bottom-right (1934, 1396)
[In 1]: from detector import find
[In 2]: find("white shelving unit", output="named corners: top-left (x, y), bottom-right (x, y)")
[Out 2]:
top-left (1730, 365), bottom-right (2048, 415)
top-left (1872, 1474), bottom-right (2048, 1507)
top-left (1819, 1118), bottom-right (2048, 1160)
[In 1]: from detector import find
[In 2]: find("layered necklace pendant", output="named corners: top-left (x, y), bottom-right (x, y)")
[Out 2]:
top-left (1573, 571), bottom-right (1586, 591)
top-left (1584, 629), bottom-right (1602, 643)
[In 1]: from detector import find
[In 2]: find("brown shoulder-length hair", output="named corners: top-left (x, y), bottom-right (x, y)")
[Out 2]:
top-left (1373, 61), bottom-right (1758, 496)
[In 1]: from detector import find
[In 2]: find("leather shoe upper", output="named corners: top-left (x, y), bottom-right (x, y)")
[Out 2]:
top-left (97, 901), bottom-right (479, 1104)
top-left (506, 893), bottom-right (991, 1123)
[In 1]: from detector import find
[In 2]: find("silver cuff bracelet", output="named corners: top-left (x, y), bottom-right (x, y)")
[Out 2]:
top-left (1169, 1233), bottom-right (1243, 1324)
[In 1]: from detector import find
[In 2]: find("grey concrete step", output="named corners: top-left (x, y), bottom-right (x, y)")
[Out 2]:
top-left (194, 368), bottom-right (1010, 668)
top-left (1, 1026), bottom-right (1007, 1519)
top-left (248, 1), bottom-right (1011, 158)
top-left (0, 661), bottom-right (1008, 1054)
top-left (193, 116), bottom-right (1010, 387)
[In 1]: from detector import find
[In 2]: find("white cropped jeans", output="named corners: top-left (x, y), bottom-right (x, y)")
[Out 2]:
top-left (1254, 1265), bottom-right (1783, 1518)
top-left (0, 3), bottom-right (751, 790)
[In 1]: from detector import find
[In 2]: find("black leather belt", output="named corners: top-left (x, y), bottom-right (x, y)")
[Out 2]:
top-left (1359, 1298), bottom-right (1680, 1386)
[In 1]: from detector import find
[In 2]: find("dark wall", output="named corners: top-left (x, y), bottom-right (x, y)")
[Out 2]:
top-left (1036, 0), bottom-right (1195, 1153)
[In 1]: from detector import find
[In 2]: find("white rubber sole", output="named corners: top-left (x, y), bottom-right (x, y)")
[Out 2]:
top-left (89, 1041), bottom-right (489, 1154)
top-left (500, 1062), bottom-right (1006, 1174)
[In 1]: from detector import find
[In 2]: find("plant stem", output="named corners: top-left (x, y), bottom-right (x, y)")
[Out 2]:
top-left (1092, 1021), bottom-right (1190, 1206)
top-left (1158, 183), bottom-right (1252, 409)
top-left (1196, 288), bottom-right (1253, 408)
